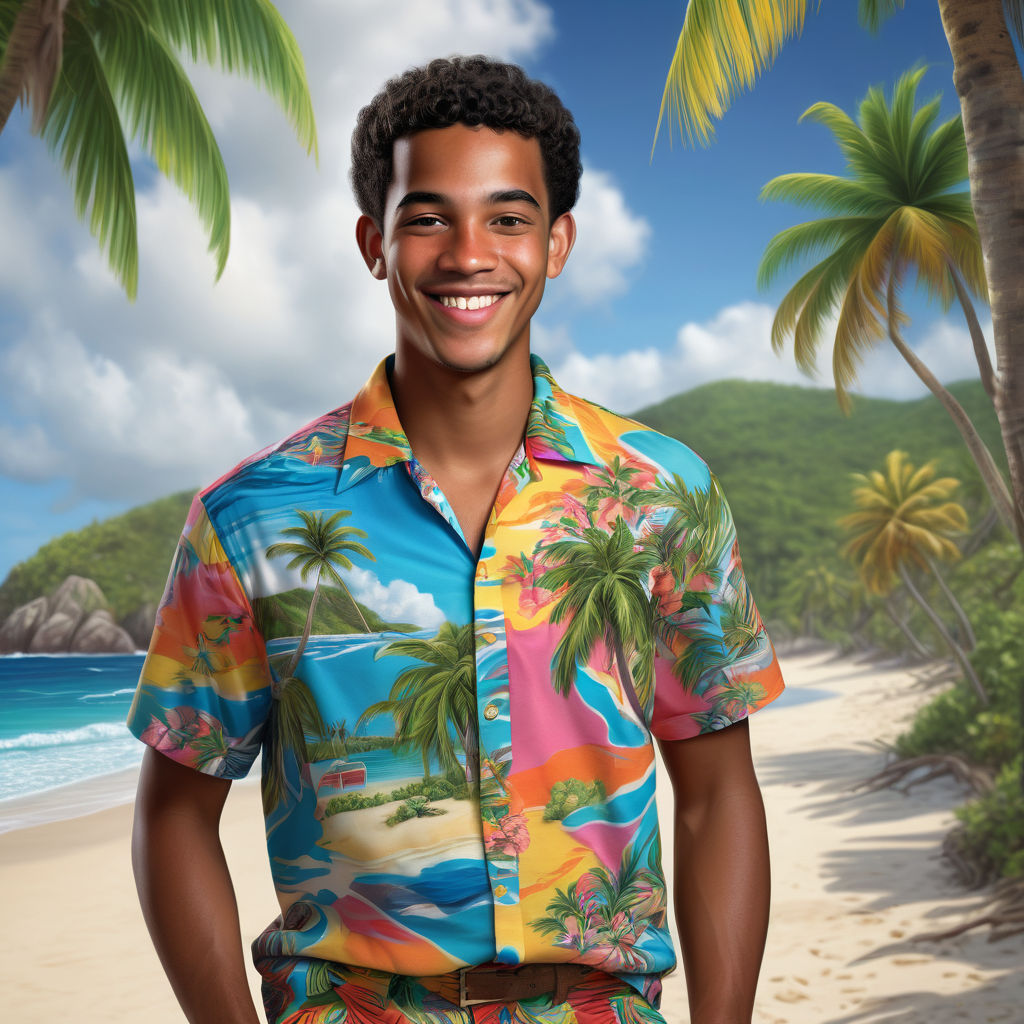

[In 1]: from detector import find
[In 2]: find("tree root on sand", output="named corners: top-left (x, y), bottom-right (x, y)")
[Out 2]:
top-left (912, 875), bottom-right (1024, 942)
top-left (853, 753), bottom-right (995, 797)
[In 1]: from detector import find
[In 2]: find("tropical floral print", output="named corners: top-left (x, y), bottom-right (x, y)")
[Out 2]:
top-left (126, 355), bottom-right (784, 1021)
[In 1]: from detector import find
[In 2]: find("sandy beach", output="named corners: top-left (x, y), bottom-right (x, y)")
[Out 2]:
top-left (3, 649), bottom-right (1022, 1022)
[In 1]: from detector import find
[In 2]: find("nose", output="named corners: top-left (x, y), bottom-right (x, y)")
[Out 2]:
top-left (436, 220), bottom-right (498, 274)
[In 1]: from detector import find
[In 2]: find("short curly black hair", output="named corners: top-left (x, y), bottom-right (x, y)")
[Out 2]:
top-left (351, 55), bottom-right (581, 226)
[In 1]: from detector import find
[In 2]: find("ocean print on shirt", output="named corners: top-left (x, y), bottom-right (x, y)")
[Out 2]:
top-left (126, 355), bottom-right (785, 1020)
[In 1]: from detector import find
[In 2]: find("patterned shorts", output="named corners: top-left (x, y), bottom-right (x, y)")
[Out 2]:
top-left (257, 958), bottom-right (668, 1024)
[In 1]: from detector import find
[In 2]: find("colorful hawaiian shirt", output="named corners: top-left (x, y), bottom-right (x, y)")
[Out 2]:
top-left (127, 355), bottom-right (785, 1020)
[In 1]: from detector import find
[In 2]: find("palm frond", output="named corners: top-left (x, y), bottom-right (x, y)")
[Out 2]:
top-left (42, 14), bottom-right (138, 296)
top-left (858, 0), bottom-right (904, 32)
top-left (93, 5), bottom-right (232, 283)
top-left (148, 0), bottom-right (317, 158)
top-left (653, 0), bottom-right (807, 150)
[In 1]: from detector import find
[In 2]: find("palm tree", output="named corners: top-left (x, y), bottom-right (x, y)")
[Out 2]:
top-left (839, 449), bottom-right (987, 702)
top-left (261, 509), bottom-right (374, 812)
top-left (0, 0), bottom-right (317, 298)
top-left (536, 518), bottom-right (658, 711)
top-left (357, 621), bottom-right (481, 784)
top-left (757, 67), bottom-right (1016, 543)
top-left (265, 508), bottom-right (376, 676)
top-left (654, 0), bottom-right (1024, 546)
top-left (781, 561), bottom-right (851, 638)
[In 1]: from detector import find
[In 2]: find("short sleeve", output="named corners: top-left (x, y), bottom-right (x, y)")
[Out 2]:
top-left (126, 494), bottom-right (274, 778)
top-left (649, 471), bottom-right (784, 741)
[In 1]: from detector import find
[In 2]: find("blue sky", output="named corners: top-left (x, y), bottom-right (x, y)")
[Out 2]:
top-left (0, 1), bottom-right (988, 582)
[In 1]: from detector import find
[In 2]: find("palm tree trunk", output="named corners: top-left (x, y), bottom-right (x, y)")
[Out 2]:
top-left (924, 554), bottom-right (977, 652)
top-left (886, 266), bottom-right (1019, 542)
top-left (939, 0), bottom-right (1024, 548)
top-left (946, 257), bottom-right (996, 401)
top-left (897, 562), bottom-right (988, 705)
top-left (883, 596), bottom-right (934, 660)
top-left (962, 504), bottom-right (999, 557)
top-left (340, 579), bottom-right (373, 633)
top-left (287, 577), bottom-right (321, 677)
top-left (609, 631), bottom-right (645, 720)
top-left (0, 0), bottom-right (66, 133)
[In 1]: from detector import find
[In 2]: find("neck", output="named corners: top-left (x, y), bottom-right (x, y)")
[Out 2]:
top-left (390, 347), bottom-right (534, 475)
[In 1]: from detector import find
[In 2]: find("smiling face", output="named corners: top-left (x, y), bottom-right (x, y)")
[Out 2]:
top-left (356, 123), bottom-right (575, 377)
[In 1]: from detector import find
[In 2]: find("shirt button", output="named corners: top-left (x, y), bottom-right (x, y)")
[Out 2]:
top-left (483, 703), bottom-right (500, 720)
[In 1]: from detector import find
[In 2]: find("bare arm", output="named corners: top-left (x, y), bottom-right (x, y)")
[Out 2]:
top-left (659, 718), bottom-right (770, 1024)
top-left (131, 746), bottom-right (262, 1024)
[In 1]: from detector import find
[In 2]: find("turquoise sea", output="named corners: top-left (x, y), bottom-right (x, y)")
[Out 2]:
top-left (0, 653), bottom-right (146, 805)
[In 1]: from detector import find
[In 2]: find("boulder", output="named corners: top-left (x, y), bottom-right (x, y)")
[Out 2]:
top-left (120, 602), bottom-right (157, 649)
top-left (50, 575), bottom-right (108, 619)
top-left (0, 595), bottom-right (50, 653)
top-left (28, 611), bottom-right (78, 653)
top-left (72, 609), bottom-right (136, 654)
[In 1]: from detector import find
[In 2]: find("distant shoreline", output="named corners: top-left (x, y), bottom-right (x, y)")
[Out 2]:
top-left (0, 756), bottom-right (263, 835)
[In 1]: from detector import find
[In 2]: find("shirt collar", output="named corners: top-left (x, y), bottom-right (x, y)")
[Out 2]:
top-left (338, 354), bottom-right (602, 490)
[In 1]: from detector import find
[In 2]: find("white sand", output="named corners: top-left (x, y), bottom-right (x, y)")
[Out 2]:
top-left (3, 649), bottom-right (1022, 1022)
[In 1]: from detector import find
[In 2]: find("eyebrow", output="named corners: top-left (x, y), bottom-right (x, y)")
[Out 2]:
top-left (395, 189), bottom-right (542, 210)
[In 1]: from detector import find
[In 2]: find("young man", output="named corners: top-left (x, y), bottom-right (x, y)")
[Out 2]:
top-left (129, 56), bottom-right (785, 1024)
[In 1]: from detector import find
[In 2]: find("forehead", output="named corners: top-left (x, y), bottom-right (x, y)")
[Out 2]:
top-left (387, 124), bottom-right (547, 212)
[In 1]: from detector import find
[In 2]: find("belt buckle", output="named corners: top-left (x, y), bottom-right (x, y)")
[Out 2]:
top-left (458, 965), bottom-right (491, 1008)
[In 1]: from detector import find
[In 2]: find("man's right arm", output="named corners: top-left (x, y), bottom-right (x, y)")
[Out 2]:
top-left (132, 746), bottom-right (262, 1024)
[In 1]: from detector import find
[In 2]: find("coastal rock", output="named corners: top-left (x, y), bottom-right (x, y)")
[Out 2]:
top-left (28, 611), bottom-right (78, 653)
top-left (50, 576), bottom-right (108, 619)
top-left (72, 609), bottom-right (135, 654)
top-left (120, 602), bottom-right (156, 649)
top-left (0, 575), bottom-right (138, 655)
top-left (0, 595), bottom-right (50, 653)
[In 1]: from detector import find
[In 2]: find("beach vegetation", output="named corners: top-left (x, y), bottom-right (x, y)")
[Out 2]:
top-left (0, 0), bottom-right (317, 299)
top-left (385, 795), bottom-right (446, 827)
top-left (543, 778), bottom-right (606, 821)
top-left (322, 775), bottom-right (468, 819)
top-left (952, 757), bottom-right (1024, 880)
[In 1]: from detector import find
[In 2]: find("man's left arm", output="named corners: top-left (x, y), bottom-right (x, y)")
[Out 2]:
top-left (659, 717), bottom-right (770, 1024)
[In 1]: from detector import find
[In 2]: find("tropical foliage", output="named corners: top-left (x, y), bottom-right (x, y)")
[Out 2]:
top-left (839, 450), bottom-right (985, 702)
top-left (0, 0), bottom-right (317, 298)
top-left (358, 621), bottom-right (482, 783)
top-left (758, 68), bottom-right (1016, 544)
top-left (543, 778), bottom-right (607, 821)
top-left (656, 0), bottom-right (1024, 550)
top-left (531, 842), bottom-right (666, 972)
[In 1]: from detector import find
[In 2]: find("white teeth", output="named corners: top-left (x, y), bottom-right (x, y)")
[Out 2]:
top-left (439, 294), bottom-right (499, 309)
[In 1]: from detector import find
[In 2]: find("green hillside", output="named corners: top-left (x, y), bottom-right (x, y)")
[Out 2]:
top-left (253, 586), bottom-right (419, 641)
top-left (0, 490), bottom-right (193, 621)
top-left (632, 378), bottom-right (1005, 611)
top-left (0, 378), bottom-right (1006, 627)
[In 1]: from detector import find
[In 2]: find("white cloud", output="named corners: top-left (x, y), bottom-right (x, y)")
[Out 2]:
top-left (556, 166), bottom-right (651, 304)
top-left (0, 0), bottom-right (558, 504)
top-left (547, 302), bottom-right (991, 413)
top-left (346, 567), bottom-right (446, 629)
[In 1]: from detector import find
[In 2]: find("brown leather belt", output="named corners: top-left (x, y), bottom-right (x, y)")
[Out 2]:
top-left (457, 962), bottom-right (596, 1007)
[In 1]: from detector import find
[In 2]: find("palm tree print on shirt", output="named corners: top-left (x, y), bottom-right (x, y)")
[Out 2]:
top-left (536, 518), bottom-right (659, 712)
top-left (358, 621), bottom-right (483, 785)
top-left (261, 508), bottom-right (375, 813)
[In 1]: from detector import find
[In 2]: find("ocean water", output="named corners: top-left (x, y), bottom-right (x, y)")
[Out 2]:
top-left (0, 653), bottom-right (146, 803)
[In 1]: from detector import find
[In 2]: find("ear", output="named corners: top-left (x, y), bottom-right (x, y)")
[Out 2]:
top-left (545, 212), bottom-right (576, 280)
top-left (355, 214), bottom-right (387, 279)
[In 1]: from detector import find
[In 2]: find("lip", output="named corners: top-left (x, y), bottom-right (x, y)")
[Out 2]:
top-left (425, 291), bottom-right (509, 325)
